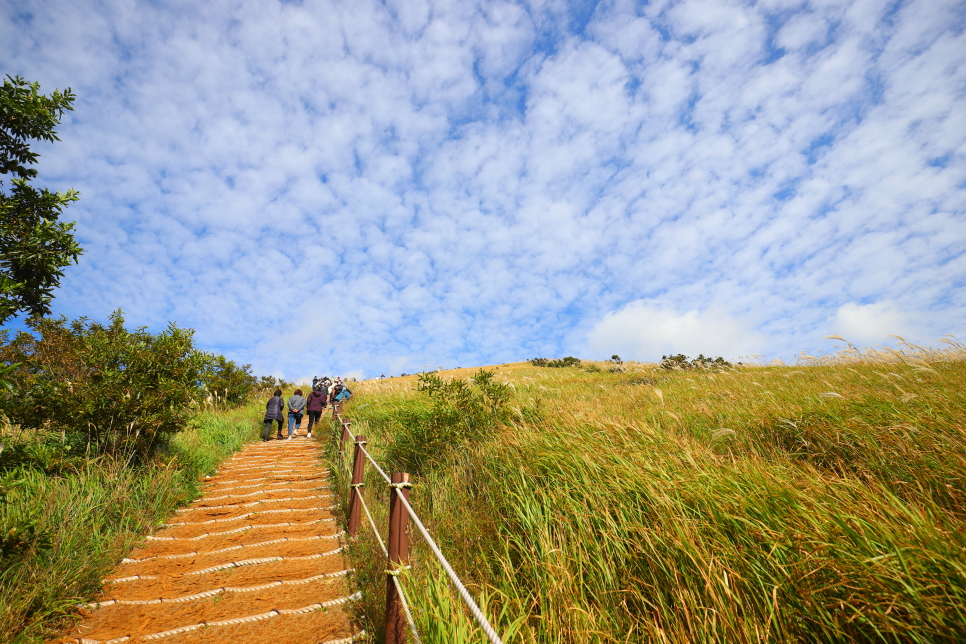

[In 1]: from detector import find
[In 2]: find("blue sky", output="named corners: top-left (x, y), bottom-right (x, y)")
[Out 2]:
top-left (2, 0), bottom-right (964, 380)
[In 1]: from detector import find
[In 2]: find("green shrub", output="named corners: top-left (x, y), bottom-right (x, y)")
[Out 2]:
top-left (528, 356), bottom-right (581, 368)
top-left (0, 310), bottom-right (207, 459)
top-left (384, 370), bottom-right (512, 475)
top-left (660, 352), bottom-right (732, 370)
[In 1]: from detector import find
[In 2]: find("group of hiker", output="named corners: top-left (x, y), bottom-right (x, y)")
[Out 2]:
top-left (262, 376), bottom-right (352, 441)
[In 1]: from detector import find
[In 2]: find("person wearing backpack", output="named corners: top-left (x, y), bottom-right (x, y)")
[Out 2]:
top-left (286, 388), bottom-right (307, 439)
top-left (263, 389), bottom-right (285, 441)
top-left (305, 386), bottom-right (326, 438)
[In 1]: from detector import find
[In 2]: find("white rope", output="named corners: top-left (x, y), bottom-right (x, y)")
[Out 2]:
top-left (215, 468), bottom-right (325, 476)
top-left (356, 491), bottom-right (422, 644)
top-left (350, 438), bottom-right (502, 641)
top-left (213, 459), bottom-right (325, 469)
top-left (121, 532), bottom-right (344, 563)
top-left (317, 633), bottom-right (367, 644)
top-left (358, 444), bottom-right (392, 484)
top-left (145, 517), bottom-right (335, 540)
top-left (162, 505), bottom-right (337, 527)
top-left (395, 491), bottom-right (504, 644)
top-left (84, 569), bottom-right (353, 607)
top-left (392, 574), bottom-right (424, 644)
top-left (351, 442), bottom-right (502, 642)
top-left (215, 462), bottom-right (322, 473)
top-left (356, 491), bottom-right (387, 557)
top-left (105, 547), bottom-right (346, 582)
top-left (221, 457), bottom-right (309, 467)
top-left (73, 594), bottom-right (362, 642)
top-left (185, 547), bottom-right (345, 576)
top-left (221, 455), bottom-right (310, 463)
top-left (217, 464), bottom-right (323, 473)
top-left (203, 486), bottom-right (328, 500)
top-left (205, 473), bottom-right (328, 486)
top-left (174, 494), bottom-right (333, 513)
top-left (205, 471), bottom-right (328, 484)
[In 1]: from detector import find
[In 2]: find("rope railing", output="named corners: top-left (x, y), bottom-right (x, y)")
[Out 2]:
top-left (392, 486), bottom-right (503, 644)
top-left (329, 400), bottom-right (507, 644)
top-left (355, 482), bottom-right (424, 644)
top-left (360, 443), bottom-right (393, 485)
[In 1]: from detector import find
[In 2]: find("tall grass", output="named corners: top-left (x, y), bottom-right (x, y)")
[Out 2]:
top-left (0, 405), bottom-right (261, 643)
top-left (334, 344), bottom-right (966, 643)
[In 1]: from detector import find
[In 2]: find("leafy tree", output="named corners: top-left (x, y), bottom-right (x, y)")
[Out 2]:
top-left (201, 355), bottom-right (258, 406)
top-left (257, 375), bottom-right (284, 390)
top-left (0, 311), bottom-right (207, 459)
top-left (0, 75), bottom-right (81, 324)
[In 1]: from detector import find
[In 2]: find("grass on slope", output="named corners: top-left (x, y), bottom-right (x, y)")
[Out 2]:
top-left (330, 343), bottom-right (966, 643)
top-left (0, 404), bottom-right (262, 643)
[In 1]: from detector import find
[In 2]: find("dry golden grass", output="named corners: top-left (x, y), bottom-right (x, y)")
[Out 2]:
top-left (332, 343), bottom-right (966, 643)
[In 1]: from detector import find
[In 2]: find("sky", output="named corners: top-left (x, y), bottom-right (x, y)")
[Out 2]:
top-left (2, 0), bottom-right (964, 380)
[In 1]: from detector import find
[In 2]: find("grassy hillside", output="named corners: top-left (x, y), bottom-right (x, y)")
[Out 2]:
top-left (332, 343), bottom-right (966, 643)
top-left (0, 404), bottom-right (263, 643)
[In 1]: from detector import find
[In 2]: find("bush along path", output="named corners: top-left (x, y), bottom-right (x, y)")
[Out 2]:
top-left (49, 437), bottom-right (364, 644)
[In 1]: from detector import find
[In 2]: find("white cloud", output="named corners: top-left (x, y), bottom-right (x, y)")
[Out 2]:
top-left (776, 12), bottom-right (832, 51)
top-left (588, 302), bottom-right (766, 362)
top-left (833, 301), bottom-right (920, 347)
top-left (0, 0), bottom-right (963, 378)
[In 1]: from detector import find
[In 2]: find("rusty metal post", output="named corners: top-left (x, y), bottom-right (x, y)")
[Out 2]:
top-left (347, 435), bottom-right (367, 537)
top-left (385, 472), bottom-right (411, 644)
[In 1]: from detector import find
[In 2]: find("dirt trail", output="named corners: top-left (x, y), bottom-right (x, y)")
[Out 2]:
top-left (52, 434), bottom-right (361, 644)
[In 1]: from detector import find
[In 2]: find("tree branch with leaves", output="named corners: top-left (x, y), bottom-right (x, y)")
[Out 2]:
top-left (0, 75), bottom-right (81, 324)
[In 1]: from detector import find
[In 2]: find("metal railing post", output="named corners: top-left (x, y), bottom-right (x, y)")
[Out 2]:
top-left (385, 472), bottom-right (411, 644)
top-left (347, 435), bottom-right (367, 537)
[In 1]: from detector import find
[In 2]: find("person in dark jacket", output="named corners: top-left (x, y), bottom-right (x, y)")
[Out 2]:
top-left (263, 389), bottom-right (285, 441)
top-left (287, 389), bottom-right (307, 438)
top-left (305, 387), bottom-right (326, 438)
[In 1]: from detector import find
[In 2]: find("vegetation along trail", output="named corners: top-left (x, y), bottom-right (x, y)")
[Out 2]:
top-left (50, 436), bottom-right (363, 644)
top-left (342, 347), bottom-right (966, 642)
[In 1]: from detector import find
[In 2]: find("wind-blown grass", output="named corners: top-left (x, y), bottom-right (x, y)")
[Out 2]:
top-left (333, 343), bottom-right (966, 643)
top-left (0, 405), bottom-right (261, 643)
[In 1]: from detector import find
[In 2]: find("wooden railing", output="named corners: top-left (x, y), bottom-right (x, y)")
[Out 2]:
top-left (329, 400), bottom-right (505, 644)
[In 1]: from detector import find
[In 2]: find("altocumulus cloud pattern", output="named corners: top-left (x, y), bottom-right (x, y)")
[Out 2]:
top-left (2, 0), bottom-right (964, 379)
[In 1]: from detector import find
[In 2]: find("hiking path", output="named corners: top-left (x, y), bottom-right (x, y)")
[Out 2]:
top-left (52, 435), bottom-right (361, 644)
